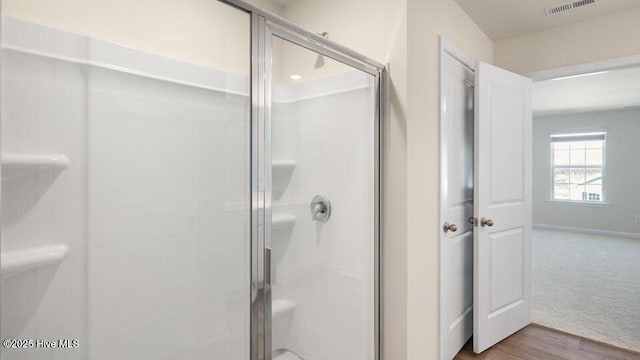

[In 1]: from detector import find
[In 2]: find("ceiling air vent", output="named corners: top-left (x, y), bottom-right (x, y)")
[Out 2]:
top-left (545, 0), bottom-right (599, 16)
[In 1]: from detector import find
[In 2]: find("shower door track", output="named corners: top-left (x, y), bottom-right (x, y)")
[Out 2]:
top-left (219, 2), bottom-right (387, 360)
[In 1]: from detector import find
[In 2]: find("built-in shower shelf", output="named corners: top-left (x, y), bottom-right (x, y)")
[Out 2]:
top-left (272, 298), bottom-right (296, 318)
top-left (272, 299), bottom-right (296, 352)
top-left (272, 214), bottom-right (296, 230)
top-left (1, 153), bottom-right (70, 179)
top-left (1, 244), bottom-right (69, 279)
top-left (272, 160), bottom-right (296, 172)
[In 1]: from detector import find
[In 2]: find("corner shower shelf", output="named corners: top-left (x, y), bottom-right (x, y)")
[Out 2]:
top-left (1, 153), bottom-right (70, 179)
top-left (272, 214), bottom-right (296, 230)
top-left (272, 298), bottom-right (296, 319)
top-left (272, 160), bottom-right (296, 173)
top-left (272, 299), bottom-right (297, 355)
top-left (1, 244), bottom-right (69, 279)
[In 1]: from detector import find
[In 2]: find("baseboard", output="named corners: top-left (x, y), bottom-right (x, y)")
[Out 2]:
top-left (533, 223), bottom-right (640, 239)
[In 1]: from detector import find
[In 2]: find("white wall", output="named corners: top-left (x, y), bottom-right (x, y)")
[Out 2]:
top-left (406, 1), bottom-right (492, 358)
top-left (494, 8), bottom-right (640, 75)
top-left (281, 0), bottom-right (403, 81)
top-left (533, 109), bottom-right (640, 235)
top-left (2, 0), bottom-right (282, 74)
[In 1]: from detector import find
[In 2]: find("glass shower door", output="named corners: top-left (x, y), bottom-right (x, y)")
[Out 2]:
top-left (1, 2), bottom-right (252, 359)
top-left (266, 34), bottom-right (379, 360)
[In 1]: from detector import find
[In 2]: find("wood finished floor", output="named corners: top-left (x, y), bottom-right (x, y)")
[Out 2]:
top-left (454, 324), bottom-right (640, 360)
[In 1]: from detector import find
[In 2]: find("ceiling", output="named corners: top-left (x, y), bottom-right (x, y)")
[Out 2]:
top-left (273, 0), bottom-right (299, 6)
top-left (454, 0), bottom-right (640, 40)
top-left (533, 66), bottom-right (640, 115)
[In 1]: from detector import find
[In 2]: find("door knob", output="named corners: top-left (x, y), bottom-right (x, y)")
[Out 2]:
top-left (480, 217), bottom-right (494, 227)
top-left (443, 222), bottom-right (458, 233)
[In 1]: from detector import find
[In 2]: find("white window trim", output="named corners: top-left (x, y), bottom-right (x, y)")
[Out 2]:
top-left (549, 129), bottom-right (608, 205)
top-left (545, 199), bottom-right (612, 207)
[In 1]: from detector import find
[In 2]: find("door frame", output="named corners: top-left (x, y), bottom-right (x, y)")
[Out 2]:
top-left (220, 1), bottom-right (388, 359)
top-left (526, 53), bottom-right (640, 81)
top-left (438, 37), bottom-right (476, 360)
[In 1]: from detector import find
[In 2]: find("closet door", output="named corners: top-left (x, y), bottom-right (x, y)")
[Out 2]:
top-left (440, 52), bottom-right (475, 360)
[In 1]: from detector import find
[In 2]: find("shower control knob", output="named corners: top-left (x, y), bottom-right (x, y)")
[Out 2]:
top-left (310, 194), bottom-right (332, 222)
top-left (313, 203), bottom-right (326, 215)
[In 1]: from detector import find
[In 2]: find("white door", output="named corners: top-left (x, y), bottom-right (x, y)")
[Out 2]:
top-left (440, 52), bottom-right (475, 360)
top-left (473, 61), bottom-right (532, 353)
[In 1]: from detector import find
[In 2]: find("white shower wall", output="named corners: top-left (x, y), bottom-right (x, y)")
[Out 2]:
top-left (271, 71), bottom-right (376, 360)
top-left (1, 17), bottom-right (250, 360)
top-left (85, 65), bottom-right (250, 360)
top-left (1, 16), bottom-right (375, 360)
top-left (1, 29), bottom-right (88, 360)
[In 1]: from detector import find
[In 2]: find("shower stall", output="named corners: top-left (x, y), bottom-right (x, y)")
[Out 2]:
top-left (0, 0), bottom-right (385, 359)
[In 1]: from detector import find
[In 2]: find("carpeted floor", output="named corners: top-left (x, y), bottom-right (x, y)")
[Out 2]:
top-left (532, 229), bottom-right (640, 353)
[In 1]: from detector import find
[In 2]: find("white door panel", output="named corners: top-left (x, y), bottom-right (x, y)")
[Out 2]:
top-left (440, 52), bottom-right (475, 360)
top-left (473, 61), bottom-right (532, 353)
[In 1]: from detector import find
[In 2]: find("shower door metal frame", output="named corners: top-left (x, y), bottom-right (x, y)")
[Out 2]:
top-left (221, 1), bottom-right (387, 359)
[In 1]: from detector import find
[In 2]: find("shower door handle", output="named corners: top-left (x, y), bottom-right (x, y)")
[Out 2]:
top-left (265, 248), bottom-right (271, 285)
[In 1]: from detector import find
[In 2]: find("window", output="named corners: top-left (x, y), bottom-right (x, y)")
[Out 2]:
top-left (550, 130), bottom-right (606, 203)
